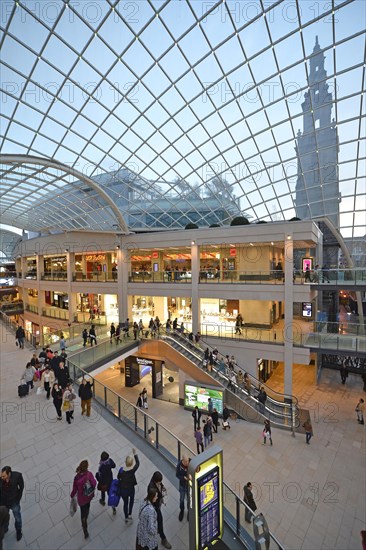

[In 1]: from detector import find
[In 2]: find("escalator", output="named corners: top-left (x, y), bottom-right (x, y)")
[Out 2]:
top-left (160, 331), bottom-right (300, 431)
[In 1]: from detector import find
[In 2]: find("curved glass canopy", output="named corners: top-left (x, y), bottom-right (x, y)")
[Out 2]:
top-left (0, 0), bottom-right (365, 239)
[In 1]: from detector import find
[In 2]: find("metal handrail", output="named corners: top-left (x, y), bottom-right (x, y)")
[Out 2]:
top-left (67, 358), bottom-right (284, 550)
top-left (163, 331), bottom-right (299, 430)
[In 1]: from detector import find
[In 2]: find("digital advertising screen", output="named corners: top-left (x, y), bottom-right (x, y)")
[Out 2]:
top-left (302, 257), bottom-right (313, 273)
top-left (302, 302), bottom-right (313, 317)
top-left (198, 466), bottom-right (220, 550)
top-left (184, 384), bottom-right (223, 414)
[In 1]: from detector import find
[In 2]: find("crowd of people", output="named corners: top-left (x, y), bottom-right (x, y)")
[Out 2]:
top-left (18, 346), bottom-right (94, 424)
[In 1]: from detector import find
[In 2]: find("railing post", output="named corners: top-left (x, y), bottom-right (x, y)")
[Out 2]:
top-left (144, 414), bottom-right (147, 439)
top-left (156, 424), bottom-right (159, 449)
top-left (104, 386), bottom-right (107, 407)
top-left (291, 403), bottom-right (296, 437)
top-left (236, 495), bottom-right (240, 536)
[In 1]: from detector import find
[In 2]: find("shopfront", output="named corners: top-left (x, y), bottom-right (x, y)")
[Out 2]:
top-left (26, 257), bottom-right (37, 278)
top-left (43, 255), bottom-right (67, 276)
top-left (45, 290), bottom-right (68, 309)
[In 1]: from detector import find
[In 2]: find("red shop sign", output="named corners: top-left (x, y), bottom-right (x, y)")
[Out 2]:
top-left (230, 248), bottom-right (236, 257)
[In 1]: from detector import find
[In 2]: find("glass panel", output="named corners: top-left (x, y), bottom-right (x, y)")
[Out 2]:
top-left (105, 387), bottom-right (119, 418)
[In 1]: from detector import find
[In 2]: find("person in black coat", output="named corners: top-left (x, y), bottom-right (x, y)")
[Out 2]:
top-left (211, 408), bottom-right (219, 433)
top-left (148, 472), bottom-right (172, 549)
top-left (78, 378), bottom-right (94, 417)
top-left (96, 452), bottom-right (116, 511)
top-left (54, 361), bottom-right (70, 390)
top-left (51, 383), bottom-right (63, 420)
top-left (257, 387), bottom-right (267, 415)
top-left (243, 482), bottom-right (257, 523)
top-left (117, 449), bottom-right (140, 522)
top-left (340, 362), bottom-right (349, 385)
top-left (192, 406), bottom-right (201, 431)
top-left (0, 466), bottom-right (24, 541)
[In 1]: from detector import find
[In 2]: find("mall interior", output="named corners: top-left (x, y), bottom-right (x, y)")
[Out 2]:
top-left (0, 0), bottom-right (365, 549)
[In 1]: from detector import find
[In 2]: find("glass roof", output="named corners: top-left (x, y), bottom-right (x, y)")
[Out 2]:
top-left (0, 0), bottom-right (365, 240)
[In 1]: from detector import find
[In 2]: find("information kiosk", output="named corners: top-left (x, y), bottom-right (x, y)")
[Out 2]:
top-left (188, 445), bottom-right (224, 550)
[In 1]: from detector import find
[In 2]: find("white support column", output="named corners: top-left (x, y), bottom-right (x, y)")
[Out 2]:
top-left (284, 234), bottom-right (294, 396)
top-left (117, 243), bottom-right (128, 323)
top-left (190, 242), bottom-right (199, 334)
top-left (66, 251), bottom-right (74, 323)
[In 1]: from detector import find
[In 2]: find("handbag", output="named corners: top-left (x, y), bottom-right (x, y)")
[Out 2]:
top-left (70, 496), bottom-right (77, 517)
top-left (62, 400), bottom-right (69, 411)
top-left (97, 482), bottom-right (108, 492)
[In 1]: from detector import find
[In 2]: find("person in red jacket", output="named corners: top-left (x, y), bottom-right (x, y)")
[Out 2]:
top-left (70, 460), bottom-right (96, 539)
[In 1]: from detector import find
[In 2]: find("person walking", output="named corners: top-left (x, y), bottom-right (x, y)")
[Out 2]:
top-left (78, 377), bottom-right (94, 417)
top-left (96, 452), bottom-right (116, 512)
top-left (22, 362), bottom-right (36, 391)
top-left (41, 367), bottom-right (55, 399)
top-left (361, 372), bottom-right (366, 392)
top-left (303, 419), bottom-right (313, 444)
top-left (70, 460), bottom-right (96, 539)
top-left (82, 328), bottom-right (88, 347)
top-left (207, 397), bottom-right (213, 415)
top-left (109, 322), bottom-right (116, 343)
top-left (89, 325), bottom-right (97, 346)
top-left (192, 406), bottom-right (201, 431)
top-left (176, 455), bottom-right (190, 521)
top-left (194, 426), bottom-right (204, 454)
top-left (136, 487), bottom-right (159, 550)
top-left (243, 482), bottom-right (257, 523)
top-left (59, 334), bottom-right (67, 352)
top-left (51, 382), bottom-right (63, 420)
top-left (0, 466), bottom-right (24, 542)
top-left (148, 472), bottom-right (172, 549)
top-left (142, 388), bottom-right (148, 409)
top-left (203, 419), bottom-right (212, 448)
top-left (355, 398), bottom-right (365, 424)
top-left (222, 404), bottom-right (231, 430)
top-left (117, 448), bottom-right (140, 523)
top-left (62, 383), bottom-right (76, 424)
top-left (235, 316), bottom-right (242, 335)
top-left (304, 265), bottom-right (312, 283)
top-left (136, 393), bottom-right (143, 408)
top-left (340, 361), bottom-right (349, 385)
top-left (15, 325), bottom-right (25, 349)
top-left (54, 361), bottom-right (70, 390)
top-left (263, 419), bottom-right (273, 445)
top-left (211, 408), bottom-right (219, 433)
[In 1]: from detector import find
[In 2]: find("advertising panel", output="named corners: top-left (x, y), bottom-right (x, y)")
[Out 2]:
top-left (184, 384), bottom-right (223, 414)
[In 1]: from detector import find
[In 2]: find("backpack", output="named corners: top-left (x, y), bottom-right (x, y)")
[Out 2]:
top-left (83, 478), bottom-right (95, 497)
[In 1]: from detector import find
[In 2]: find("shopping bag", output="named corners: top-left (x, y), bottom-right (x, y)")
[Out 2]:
top-left (70, 496), bottom-right (77, 517)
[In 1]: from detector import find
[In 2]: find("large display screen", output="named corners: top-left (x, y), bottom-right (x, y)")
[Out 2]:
top-left (198, 466), bottom-right (220, 549)
top-left (184, 384), bottom-right (223, 414)
top-left (302, 302), bottom-right (313, 317)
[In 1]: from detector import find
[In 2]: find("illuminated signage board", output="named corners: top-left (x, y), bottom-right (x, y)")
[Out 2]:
top-left (188, 446), bottom-right (223, 550)
top-left (302, 302), bottom-right (313, 317)
top-left (184, 384), bottom-right (223, 414)
top-left (85, 254), bottom-right (106, 262)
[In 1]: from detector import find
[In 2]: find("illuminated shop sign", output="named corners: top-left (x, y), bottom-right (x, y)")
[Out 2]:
top-left (85, 254), bottom-right (106, 262)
